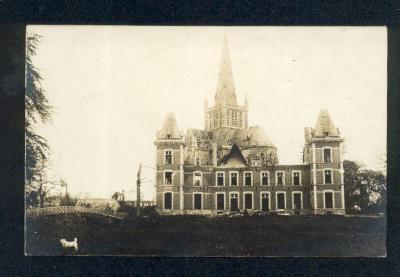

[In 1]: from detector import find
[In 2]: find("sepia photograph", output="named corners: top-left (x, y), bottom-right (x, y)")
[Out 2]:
top-left (25, 26), bottom-right (387, 256)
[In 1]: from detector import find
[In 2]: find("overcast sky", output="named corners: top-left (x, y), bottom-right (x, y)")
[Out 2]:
top-left (28, 26), bottom-right (387, 200)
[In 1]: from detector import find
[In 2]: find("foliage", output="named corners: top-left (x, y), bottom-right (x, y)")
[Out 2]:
top-left (26, 190), bottom-right (39, 208)
top-left (60, 193), bottom-right (78, 206)
top-left (25, 33), bottom-right (57, 208)
top-left (111, 192), bottom-right (119, 200)
top-left (343, 160), bottom-right (386, 214)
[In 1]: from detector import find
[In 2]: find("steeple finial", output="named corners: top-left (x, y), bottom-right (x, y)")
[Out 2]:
top-left (214, 34), bottom-right (237, 106)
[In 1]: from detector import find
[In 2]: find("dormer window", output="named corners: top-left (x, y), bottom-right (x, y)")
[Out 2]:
top-left (195, 157), bottom-right (201, 166)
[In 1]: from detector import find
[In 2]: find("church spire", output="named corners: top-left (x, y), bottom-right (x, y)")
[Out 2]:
top-left (214, 35), bottom-right (237, 106)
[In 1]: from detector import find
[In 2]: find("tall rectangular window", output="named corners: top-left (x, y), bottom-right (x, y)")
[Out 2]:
top-left (244, 172), bottom-right (252, 186)
top-left (165, 150), bottom-right (172, 164)
top-left (324, 170), bottom-right (332, 184)
top-left (195, 157), bottom-right (201, 166)
top-left (216, 194), bottom-right (224, 210)
top-left (217, 172), bottom-right (224, 186)
top-left (293, 193), bottom-right (302, 209)
top-left (194, 194), bottom-right (202, 210)
top-left (164, 192), bottom-right (172, 209)
top-left (261, 172), bottom-right (269, 186)
top-left (323, 148), bottom-right (332, 163)
top-left (261, 193), bottom-right (270, 211)
top-left (230, 172), bottom-right (238, 186)
top-left (244, 193), bottom-right (253, 210)
top-left (293, 172), bottom-right (300, 186)
top-left (230, 193), bottom-right (239, 211)
top-left (164, 172), bottom-right (172, 185)
top-left (324, 192), bottom-right (333, 208)
top-left (277, 172), bottom-right (284, 186)
top-left (277, 193), bottom-right (285, 210)
top-left (193, 172), bottom-right (202, 186)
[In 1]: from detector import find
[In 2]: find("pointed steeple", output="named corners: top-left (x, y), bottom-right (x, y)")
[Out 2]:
top-left (214, 35), bottom-right (237, 106)
top-left (204, 93), bottom-right (208, 109)
top-left (314, 109), bottom-right (340, 137)
top-left (244, 91), bottom-right (249, 109)
top-left (158, 113), bottom-right (182, 139)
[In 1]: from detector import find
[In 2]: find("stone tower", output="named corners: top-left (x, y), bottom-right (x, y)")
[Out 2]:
top-left (205, 36), bottom-right (248, 132)
top-left (154, 113), bottom-right (185, 212)
top-left (304, 110), bottom-right (345, 215)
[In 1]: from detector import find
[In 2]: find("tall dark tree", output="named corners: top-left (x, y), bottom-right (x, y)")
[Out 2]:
top-left (343, 160), bottom-right (362, 212)
top-left (25, 33), bottom-right (54, 207)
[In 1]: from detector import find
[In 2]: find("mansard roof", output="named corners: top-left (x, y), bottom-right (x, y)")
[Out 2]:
top-left (214, 35), bottom-right (237, 106)
top-left (313, 109), bottom-right (340, 137)
top-left (157, 113), bottom-right (182, 139)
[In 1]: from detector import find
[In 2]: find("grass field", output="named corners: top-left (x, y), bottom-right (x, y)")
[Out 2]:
top-left (25, 214), bottom-right (386, 256)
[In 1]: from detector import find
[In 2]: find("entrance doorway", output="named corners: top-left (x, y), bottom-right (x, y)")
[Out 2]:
top-left (164, 192), bottom-right (172, 210)
top-left (230, 193), bottom-right (239, 211)
top-left (261, 193), bottom-right (270, 211)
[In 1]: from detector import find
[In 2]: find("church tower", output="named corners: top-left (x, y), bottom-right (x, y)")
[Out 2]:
top-left (304, 110), bottom-right (345, 215)
top-left (205, 36), bottom-right (248, 131)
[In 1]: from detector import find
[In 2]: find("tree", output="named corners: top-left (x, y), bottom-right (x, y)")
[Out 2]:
top-left (343, 160), bottom-right (362, 212)
top-left (343, 160), bottom-right (387, 214)
top-left (25, 33), bottom-right (54, 208)
top-left (60, 193), bottom-right (77, 206)
top-left (111, 192), bottom-right (119, 200)
top-left (358, 169), bottom-right (386, 213)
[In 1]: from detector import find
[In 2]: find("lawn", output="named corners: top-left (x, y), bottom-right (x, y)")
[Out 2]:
top-left (25, 214), bottom-right (386, 257)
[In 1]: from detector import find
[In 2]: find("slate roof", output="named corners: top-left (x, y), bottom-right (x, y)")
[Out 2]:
top-left (235, 125), bottom-right (276, 148)
top-left (158, 113), bottom-right (182, 139)
top-left (313, 110), bottom-right (340, 137)
top-left (187, 128), bottom-right (212, 141)
top-left (220, 143), bottom-right (247, 167)
top-left (214, 35), bottom-right (237, 106)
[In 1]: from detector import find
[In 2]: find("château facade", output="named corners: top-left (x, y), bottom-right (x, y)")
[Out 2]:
top-left (154, 37), bottom-right (345, 215)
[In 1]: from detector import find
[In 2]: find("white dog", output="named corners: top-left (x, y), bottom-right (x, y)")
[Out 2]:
top-left (60, 237), bottom-right (78, 252)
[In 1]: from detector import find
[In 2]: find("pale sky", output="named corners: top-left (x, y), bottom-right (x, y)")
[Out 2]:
top-left (28, 26), bottom-right (387, 200)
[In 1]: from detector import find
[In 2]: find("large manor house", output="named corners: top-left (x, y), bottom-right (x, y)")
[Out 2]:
top-left (154, 37), bottom-right (346, 215)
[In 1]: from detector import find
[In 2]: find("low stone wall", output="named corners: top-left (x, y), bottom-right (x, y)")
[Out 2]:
top-left (26, 206), bottom-right (124, 219)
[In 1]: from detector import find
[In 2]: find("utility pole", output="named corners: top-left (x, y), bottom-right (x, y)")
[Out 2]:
top-left (136, 163), bottom-right (142, 217)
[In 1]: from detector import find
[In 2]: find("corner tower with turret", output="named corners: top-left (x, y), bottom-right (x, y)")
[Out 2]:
top-left (303, 110), bottom-right (345, 215)
top-left (154, 113), bottom-right (185, 213)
